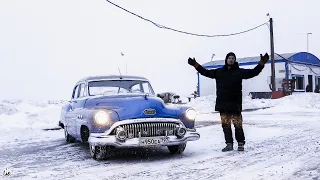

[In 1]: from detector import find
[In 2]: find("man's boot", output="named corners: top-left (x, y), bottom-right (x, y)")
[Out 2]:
top-left (238, 142), bottom-right (244, 151)
top-left (222, 143), bottom-right (233, 152)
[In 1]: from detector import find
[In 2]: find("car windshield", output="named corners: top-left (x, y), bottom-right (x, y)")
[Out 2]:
top-left (88, 80), bottom-right (155, 96)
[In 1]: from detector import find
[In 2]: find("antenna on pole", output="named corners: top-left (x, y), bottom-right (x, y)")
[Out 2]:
top-left (121, 52), bottom-right (127, 75)
top-left (118, 67), bottom-right (122, 77)
top-left (211, 53), bottom-right (215, 61)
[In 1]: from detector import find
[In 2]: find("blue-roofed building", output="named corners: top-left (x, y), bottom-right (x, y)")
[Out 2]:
top-left (197, 52), bottom-right (320, 98)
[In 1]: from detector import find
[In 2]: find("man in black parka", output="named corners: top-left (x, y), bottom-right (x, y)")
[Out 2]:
top-left (188, 52), bottom-right (269, 151)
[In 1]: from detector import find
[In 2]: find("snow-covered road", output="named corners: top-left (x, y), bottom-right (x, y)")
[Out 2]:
top-left (1, 111), bottom-right (320, 180)
top-left (1, 94), bottom-right (320, 180)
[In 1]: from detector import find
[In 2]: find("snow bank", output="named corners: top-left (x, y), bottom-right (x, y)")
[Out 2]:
top-left (186, 95), bottom-right (277, 115)
top-left (0, 100), bottom-right (66, 130)
top-left (258, 93), bottom-right (320, 113)
top-left (0, 100), bottom-right (67, 144)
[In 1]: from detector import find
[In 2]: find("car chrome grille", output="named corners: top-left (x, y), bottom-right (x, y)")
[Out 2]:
top-left (113, 122), bottom-right (178, 139)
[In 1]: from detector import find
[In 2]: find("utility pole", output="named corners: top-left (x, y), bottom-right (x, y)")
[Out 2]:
top-left (269, 17), bottom-right (276, 91)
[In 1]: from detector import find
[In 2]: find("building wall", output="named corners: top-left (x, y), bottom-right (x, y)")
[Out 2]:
top-left (199, 62), bottom-right (286, 96)
top-left (288, 63), bottom-right (320, 92)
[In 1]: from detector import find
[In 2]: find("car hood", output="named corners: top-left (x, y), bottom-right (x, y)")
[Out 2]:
top-left (84, 94), bottom-right (178, 120)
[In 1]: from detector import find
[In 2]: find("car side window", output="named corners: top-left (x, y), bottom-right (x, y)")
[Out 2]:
top-left (130, 83), bottom-right (141, 93)
top-left (72, 85), bottom-right (80, 99)
top-left (142, 82), bottom-right (152, 94)
top-left (83, 84), bottom-right (88, 96)
top-left (79, 83), bottom-right (86, 97)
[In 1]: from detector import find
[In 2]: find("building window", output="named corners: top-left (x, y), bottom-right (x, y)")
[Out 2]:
top-left (292, 75), bottom-right (304, 91)
top-left (316, 76), bottom-right (320, 86)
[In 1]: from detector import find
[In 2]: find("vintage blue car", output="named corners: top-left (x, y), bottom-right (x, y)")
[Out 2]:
top-left (59, 75), bottom-right (200, 160)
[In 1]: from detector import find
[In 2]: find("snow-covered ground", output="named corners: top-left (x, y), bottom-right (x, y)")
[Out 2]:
top-left (0, 93), bottom-right (320, 179)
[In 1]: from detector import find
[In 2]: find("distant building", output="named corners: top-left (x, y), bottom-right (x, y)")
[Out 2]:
top-left (197, 52), bottom-right (320, 98)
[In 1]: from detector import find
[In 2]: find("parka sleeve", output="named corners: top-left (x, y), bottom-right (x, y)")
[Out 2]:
top-left (195, 65), bottom-right (217, 79)
top-left (240, 64), bottom-right (264, 79)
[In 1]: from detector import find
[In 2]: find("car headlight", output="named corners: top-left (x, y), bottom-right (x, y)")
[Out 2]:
top-left (94, 110), bottom-right (110, 126)
top-left (185, 108), bottom-right (196, 120)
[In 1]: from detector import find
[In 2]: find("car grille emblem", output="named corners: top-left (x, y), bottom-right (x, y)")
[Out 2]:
top-left (143, 131), bottom-right (148, 136)
top-left (128, 133), bottom-right (134, 138)
top-left (143, 108), bottom-right (156, 115)
top-left (156, 130), bottom-right (161, 135)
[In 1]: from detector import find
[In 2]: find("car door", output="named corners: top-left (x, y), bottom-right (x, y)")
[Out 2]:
top-left (66, 84), bottom-right (80, 136)
top-left (73, 83), bottom-right (88, 136)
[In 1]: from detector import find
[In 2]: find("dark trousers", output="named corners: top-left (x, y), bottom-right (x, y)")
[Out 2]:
top-left (220, 112), bottom-right (245, 144)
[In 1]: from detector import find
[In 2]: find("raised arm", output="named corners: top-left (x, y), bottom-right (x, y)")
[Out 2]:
top-left (188, 57), bottom-right (217, 79)
top-left (240, 53), bottom-right (270, 79)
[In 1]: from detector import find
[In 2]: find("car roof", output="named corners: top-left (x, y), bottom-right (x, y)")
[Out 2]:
top-left (76, 75), bottom-right (149, 84)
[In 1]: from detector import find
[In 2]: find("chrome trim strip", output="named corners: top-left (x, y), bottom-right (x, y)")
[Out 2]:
top-left (87, 78), bottom-right (149, 84)
top-left (88, 131), bottom-right (200, 147)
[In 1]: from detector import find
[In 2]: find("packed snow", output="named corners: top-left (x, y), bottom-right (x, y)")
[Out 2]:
top-left (0, 93), bottom-right (320, 179)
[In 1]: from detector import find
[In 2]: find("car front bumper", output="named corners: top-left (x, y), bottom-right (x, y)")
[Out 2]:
top-left (88, 129), bottom-right (200, 147)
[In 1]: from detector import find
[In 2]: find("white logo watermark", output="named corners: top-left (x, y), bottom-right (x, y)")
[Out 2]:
top-left (3, 168), bottom-right (11, 176)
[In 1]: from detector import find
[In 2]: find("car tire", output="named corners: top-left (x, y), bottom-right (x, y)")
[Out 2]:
top-left (167, 143), bottom-right (187, 154)
top-left (89, 145), bottom-right (112, 160)
top-left (64, 127), bottom-right (75, 143)
top-left (58, 121), bottom-right (64, 129)
top-left (81, 126), bottom-right (90, 143)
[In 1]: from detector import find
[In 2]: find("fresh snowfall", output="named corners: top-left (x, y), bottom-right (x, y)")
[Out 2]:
top-left (1, 93), bottom-right (320, 180)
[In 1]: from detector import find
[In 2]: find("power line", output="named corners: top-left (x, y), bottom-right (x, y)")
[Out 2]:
top-left (105, 0), bottom-right (268, 38)
top-left (310, 67), bottom-right (320, 75)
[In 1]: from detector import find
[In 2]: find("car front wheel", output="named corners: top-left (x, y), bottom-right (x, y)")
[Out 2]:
top-left (89, 145), bottom-right (112, 160)
top-left (167, 143), bottom-right (187, 154)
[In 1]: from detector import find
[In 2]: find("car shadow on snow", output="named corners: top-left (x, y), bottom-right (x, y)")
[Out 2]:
top-left (69, 141), bottom-right (197, 163)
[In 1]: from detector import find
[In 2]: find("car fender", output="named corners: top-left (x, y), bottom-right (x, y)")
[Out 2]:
top-left (78, 108), bottom-right (121, 134)
top-left (176, 106), bottom-right (196, 129)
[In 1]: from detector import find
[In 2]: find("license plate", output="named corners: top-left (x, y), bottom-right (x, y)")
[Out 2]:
top-left (139, 136), bottom-right (170, 146)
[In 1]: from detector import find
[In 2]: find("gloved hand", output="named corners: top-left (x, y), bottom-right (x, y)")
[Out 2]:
top-left (188, 57), bottom-right (197, 66)
top-left (259, 53), bottom-right (270, 65)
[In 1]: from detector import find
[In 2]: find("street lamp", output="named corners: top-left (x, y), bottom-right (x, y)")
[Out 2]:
top-left (307, 33), bottom-right (312, 53)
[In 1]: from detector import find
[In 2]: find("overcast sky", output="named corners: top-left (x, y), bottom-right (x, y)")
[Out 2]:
top-left (0, 0), bottom-right (319, 100)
